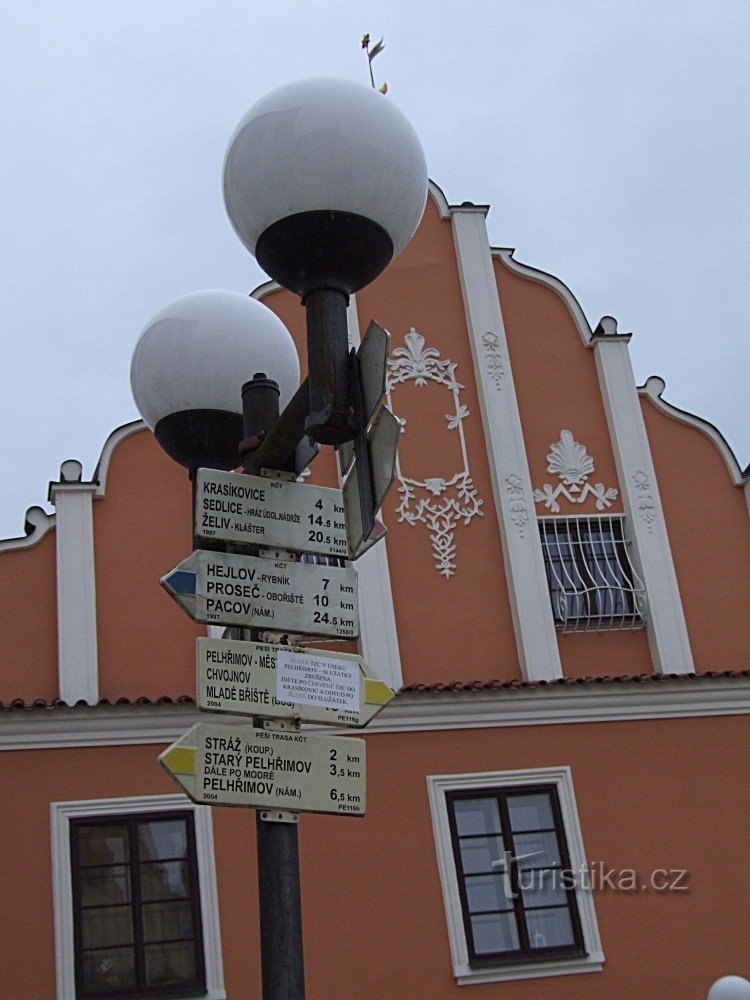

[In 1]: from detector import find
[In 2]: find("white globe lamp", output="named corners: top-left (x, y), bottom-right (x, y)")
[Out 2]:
top-left (708, 977), bottom-right (750, 1000)
top-left (222, 78), bottom-right (427, 445)
top-left (130, 290), bottom-right (299, 471)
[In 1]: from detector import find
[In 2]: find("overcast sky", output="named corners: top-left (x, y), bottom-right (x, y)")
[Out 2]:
top-left (1, 1), bottom-right (747, 539)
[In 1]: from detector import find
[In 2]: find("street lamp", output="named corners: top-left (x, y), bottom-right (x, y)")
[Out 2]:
top-left (708, 977), bottom-right (750, 999)
top-left (130, 289), bottom-right (299, 472)
top-left (131, 79), bottom-right (426, 1000)
top-left (131, 287), bottom-right (305, 998)
top-left (223, 77), bottom-right (428, 445)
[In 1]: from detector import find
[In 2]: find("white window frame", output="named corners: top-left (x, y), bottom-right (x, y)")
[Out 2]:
top-left (426, 766), bottom-right (604, 986)
top-left (50, 794), bottom-right (225, 1000)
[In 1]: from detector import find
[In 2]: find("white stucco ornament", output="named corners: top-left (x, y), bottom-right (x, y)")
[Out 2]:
top-left (386, 328), bottom-right (483, 578)
top-left (533, 430), bottom-right (618, 512)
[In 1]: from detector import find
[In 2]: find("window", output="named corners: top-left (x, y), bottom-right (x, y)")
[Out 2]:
top-left (446, 786), bottom-right (584, 963)
top-left (51, 795), bottom-right (225, 1000)
top-left (427, 768), bottom-right (603, 986)
top-left (538, 515), bottom-right (645, 631)
top-left (70, 812), bottom-right (204, 997)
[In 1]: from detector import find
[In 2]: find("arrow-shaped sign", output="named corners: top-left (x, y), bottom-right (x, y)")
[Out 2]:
top-left (196, 637), bottom-right (394, 727)
top-left (160, 722), bottom-right (366, 816)
top-left (342, 405), bottom-right (401, 559)
top-left (162, 550), bottom-right (359, 639)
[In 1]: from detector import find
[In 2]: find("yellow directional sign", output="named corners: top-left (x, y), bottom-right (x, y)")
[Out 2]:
top-left (160, 723), bottom-right (366, 816)
top-left (196, 637), bottom-right (394, 728)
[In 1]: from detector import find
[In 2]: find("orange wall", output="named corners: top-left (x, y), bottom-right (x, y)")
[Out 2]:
top-left (642, 400), bottom-right (750, 671)
top-left (261, 199), bottom-right (521, 687)
top-left (304, 715), bottom-right (749, 998)
top-left (495, 259), bottom-right (653, 678)
top-left (0, 529), bottom-right (58, 703)
top-left (2, 196), bottom-right (747, 705)
top-left (359, 198), bottom-right (519, 685)
top-left (494, 259), bottom-right (622, 515)
top-left (93, 429), bottom-right (203, 701)
top-left (1, 713), bottom-right (747, 998)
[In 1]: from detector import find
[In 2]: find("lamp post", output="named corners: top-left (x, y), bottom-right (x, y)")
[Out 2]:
top-left (131, 289), bottom-right (307, 998)
top-left (131, 77), bottom-right (427, 1000)
top-left (223, 77), bottom-right (428, 446)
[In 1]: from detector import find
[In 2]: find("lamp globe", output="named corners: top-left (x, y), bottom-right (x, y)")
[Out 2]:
top-left (709, 977), bottom-right (750, 1000)
top-left (223, 77), bottom-right (428, 298)
top-left (130, 290), bottom-right (299, 471)
top-left (223, 78), bottom-right (427, 446)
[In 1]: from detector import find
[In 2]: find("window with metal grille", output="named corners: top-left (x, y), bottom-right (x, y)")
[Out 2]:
top-left (70, 811), bottom-right (205, 998)
top-left (538, 515), bottom-right (646, 631)
top-left (446, 786), bottom-right (586, 965)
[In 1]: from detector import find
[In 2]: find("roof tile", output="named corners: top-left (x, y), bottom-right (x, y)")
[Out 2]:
top-left (1, 671), bottom-right (748, 711)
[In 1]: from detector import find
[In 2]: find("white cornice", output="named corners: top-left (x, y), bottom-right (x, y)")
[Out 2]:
top-left (428, 178), bottom-right (452, 219)
top-left (639, 376), bottom-right (747, 488)
top-left (92, 419), bottom-right (146, 498)
top-left (251, 278), bottom-right (281, 301)
top-left (2, 679), bottom-right (748, 750)
top-left (1, 420), bottom-right (146, 550)
top-left (492, 247), bottom-right (593, 347)
top-left (424, 178), bottom-right (489, 219)
top-left (0, 505), bottom-right (55, 552)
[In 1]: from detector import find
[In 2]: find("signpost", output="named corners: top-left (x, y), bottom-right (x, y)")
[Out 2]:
top-left (338, 320), bottom-right (391, 477)
top-left (161, 550), bottom-right (359, 638)
top-left (160, 722), bottom-right (366, 816)
top-left (330, 320), bottom-right (402, 558)
top-left (342, 405), bottom-right (401, 558)
top-left (155, 325), bottom-right (404, 1000)
top-left (194, 468), bottom-right (348, 558)
top-left (196, 637), bottom-right (394, 727)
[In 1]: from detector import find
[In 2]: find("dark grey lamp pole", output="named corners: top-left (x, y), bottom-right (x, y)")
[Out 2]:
top-left (240, 373), bottom-right (305, 1000)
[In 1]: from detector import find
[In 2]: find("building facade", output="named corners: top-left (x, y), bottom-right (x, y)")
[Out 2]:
top-left (1, 183), bottom-right (748, 998)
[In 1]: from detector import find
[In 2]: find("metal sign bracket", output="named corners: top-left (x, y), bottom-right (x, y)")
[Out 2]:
top-left (260, 467), bottom-right (298, 483)
top-left (257, 717), bottom-right (301, 733)
top-left (259, 810), bottom-right (300, 825)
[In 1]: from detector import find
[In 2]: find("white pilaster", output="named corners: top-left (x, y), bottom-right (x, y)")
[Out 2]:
top-left (592, 320), bottom-right (694, 674)
top-left (341, 295), bottom-right (403, 691)
top-left (451, 208), bottom-right (562, 681)
top-left (48, 460), bottom-right (99, 704)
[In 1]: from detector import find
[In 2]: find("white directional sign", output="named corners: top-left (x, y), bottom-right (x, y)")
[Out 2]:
top-left (343, 405), bottom-right (401, 559)
top-left (196, 637), bottom-right (394, 727)
top-left (160, 722), bottom-right (366, 816)
top-left (161, 550), bottom-right (359, 638)
top-left (194, 468), bottom-right (348, 558)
